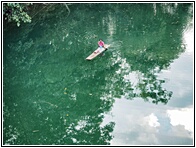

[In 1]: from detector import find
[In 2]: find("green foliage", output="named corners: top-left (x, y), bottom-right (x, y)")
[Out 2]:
top-left (3, 3), bottom-right (32, 27)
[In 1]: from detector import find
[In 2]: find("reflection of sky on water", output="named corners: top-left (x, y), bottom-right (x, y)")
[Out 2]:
top-left (102, 12), bottom-right (193, 146)
top-left (102, 98), bottom-right (193, 145)
top-left (3, 3), bottom-right (194, 145)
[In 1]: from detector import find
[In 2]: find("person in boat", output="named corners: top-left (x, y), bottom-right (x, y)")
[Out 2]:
top-left (94, 39), bottom-right (107, 54)
top-left (98, 39), bottom-right (105, 48)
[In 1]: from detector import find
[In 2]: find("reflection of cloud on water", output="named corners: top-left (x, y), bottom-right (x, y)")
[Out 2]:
top-left (158, 11), bottom-right (193, 106)
top-left (182, 4), bottom-right (193, 55)
top-left (144, 113), bottom-right (160, 128)
top-left (102, 50), bottom-right (193, 144)
top-left (101, 98), bottom-right (193, 145)
top-left (75, 120), bottom-right (87, 131)
top-left (157, 34), bottom-right (193, 108)
top-left (182, 24), bottom-right (193, 55)
top-left (105, 99), bottom-right (161, 145)
top-left (100, 4), bottom-right (194, 144)
top-left (167, 106), bottom-right (193, 137)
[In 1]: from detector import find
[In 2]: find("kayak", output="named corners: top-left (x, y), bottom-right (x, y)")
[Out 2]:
top-left (86, 44), bottom-right (110, 60)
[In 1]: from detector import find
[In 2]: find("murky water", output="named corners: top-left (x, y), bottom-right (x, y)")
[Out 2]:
top-left (3, 3), bottom-right (193, 145)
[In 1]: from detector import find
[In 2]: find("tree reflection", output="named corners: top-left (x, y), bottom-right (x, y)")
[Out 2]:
top-left (137, 73), bottom-right (173, 104)
top-left (99, 3), bottom-right (191, 105)
top-left (3, 3), bottom-right (192, 145)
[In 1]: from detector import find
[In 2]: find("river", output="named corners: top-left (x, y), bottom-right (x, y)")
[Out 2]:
top-left (3, 3), bottom-right (194, 145)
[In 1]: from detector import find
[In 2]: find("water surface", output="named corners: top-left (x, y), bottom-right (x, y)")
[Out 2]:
top-left (3, 3), bottom-right (194, 145)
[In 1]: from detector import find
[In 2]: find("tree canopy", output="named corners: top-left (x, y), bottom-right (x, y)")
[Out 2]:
top-left (3, 3), bottom-right (32, 27)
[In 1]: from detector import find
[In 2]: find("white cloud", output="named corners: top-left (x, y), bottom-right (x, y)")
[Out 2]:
top-left (182, 12), bottom-right (193, 55)
top-left (144, 113), bottom-right (160, 128)
top-left (167, 106), bottom-right (193, 134)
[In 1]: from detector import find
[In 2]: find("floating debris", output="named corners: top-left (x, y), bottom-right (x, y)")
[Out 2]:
top-left (64, 88), bottom-right (68, 94)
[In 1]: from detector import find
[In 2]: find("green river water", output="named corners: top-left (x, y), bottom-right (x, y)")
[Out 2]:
top-left (3, 3), bottom-right (194, 145)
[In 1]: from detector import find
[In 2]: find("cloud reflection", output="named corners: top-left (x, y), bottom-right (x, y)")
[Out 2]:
top-left (183, 24), bottom-right (193, 54)
top-left (144, 113), bottom-right (160, 128)
top-left (167, 106), bottom-right (193, 137)
top-left (102, 98), bottom-right (193, 145)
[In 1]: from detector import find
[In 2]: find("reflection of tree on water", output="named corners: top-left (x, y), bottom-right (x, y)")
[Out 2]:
top-left (137, 73), bottom-right (173, 104)
top-left (53, 78), bottom-right (116, 145)
top-left (3, 64), bottom-right (116, 144)
top-left (3, 3), bottom-right (192, 145)
top-left (101, 3), bottom-right (192, 105)
top-left (102, 56), bottom-right (173, 104)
